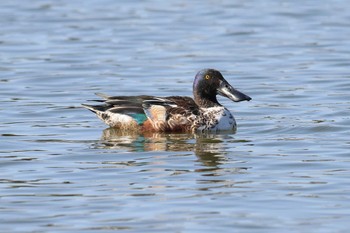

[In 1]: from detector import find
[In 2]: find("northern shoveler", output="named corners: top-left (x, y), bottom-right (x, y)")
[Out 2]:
top-left (82, 69), bottom-right (251, 133)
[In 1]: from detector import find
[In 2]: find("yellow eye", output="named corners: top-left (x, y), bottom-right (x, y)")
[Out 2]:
top-left (205, 75), bottom-right (210, 80)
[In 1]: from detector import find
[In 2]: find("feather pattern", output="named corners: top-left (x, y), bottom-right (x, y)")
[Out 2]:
top-left (82, 69), bottom-right (251, 132)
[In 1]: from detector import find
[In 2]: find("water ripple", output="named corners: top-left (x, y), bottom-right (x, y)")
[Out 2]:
top-left (0, 0), bottom-right (349, 232)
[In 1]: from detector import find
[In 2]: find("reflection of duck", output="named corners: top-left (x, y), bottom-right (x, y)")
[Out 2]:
top-left (100, 128), bottom-right (194, 152)
top-left (83, 69), bottom-right (251, 133)
top-left (98, 128), bottom-right (244, 168)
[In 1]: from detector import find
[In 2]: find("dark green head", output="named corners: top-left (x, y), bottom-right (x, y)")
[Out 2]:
top-left (193, 69), bottom-right (251, 107)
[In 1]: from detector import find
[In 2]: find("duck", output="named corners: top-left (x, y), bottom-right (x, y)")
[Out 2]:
top-left (82, 69), bottom-right (251, 133)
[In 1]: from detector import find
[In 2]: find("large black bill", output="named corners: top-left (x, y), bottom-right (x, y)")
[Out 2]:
top-left (217, 81), bottom-right (251, 102)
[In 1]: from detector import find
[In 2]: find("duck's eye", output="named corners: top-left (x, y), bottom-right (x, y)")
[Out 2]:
top-left (205, 75), bottom-right (210, 80)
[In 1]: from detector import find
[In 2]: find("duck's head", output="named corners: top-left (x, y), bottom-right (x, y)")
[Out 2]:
top-left (193, 69), bottom-right (251, 107)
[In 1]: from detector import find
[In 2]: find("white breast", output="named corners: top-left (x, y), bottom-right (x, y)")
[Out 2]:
top-left (198, 107), bottom-right (236, 132)
top-left (216, 108), bottom-right (236, 130)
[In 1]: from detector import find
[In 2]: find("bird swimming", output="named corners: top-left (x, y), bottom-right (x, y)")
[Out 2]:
top-left (82, 69), bottom-right (251, 133)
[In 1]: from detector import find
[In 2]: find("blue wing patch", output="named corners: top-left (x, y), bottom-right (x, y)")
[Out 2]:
top-left (129, 113), bottom-right (148, 125)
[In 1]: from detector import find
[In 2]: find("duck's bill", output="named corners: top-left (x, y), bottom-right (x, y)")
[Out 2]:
top-left (217, 81), bottom-right (252, 102)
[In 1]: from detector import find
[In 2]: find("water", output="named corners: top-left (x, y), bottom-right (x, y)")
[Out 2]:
top-left (1, 0), bottom-right (350, 232)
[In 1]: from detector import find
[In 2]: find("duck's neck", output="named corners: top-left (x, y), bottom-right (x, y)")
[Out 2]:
top-left (193, 90), bottom-right (221, 108)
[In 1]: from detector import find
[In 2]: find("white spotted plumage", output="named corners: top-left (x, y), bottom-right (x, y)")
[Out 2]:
top-left (195, 106), bottom-right (236, 132)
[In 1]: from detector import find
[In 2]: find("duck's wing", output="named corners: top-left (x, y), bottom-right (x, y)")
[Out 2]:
top-left (142, 96), bottom-right (200, 132)
top-left (93, 93), bottom-right (154, 106)
top-left (83, 93), bottom-right (200, 132)
top-left (82, 94), bottom-right (153, 127)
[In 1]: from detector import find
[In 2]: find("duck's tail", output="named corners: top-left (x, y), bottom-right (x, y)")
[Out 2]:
top-left (82, 102), bottom-right (147, 129)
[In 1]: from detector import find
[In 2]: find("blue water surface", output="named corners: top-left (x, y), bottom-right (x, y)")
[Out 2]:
top-left (0, 0), bottom-right (349, 232)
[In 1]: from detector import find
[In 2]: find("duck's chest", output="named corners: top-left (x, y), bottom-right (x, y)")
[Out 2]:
top-left (196, 107), bottom-right (236, 131)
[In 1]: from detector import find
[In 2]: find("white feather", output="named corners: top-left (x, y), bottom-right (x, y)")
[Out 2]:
top-left (198, 107), bottom-right (236, 132)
